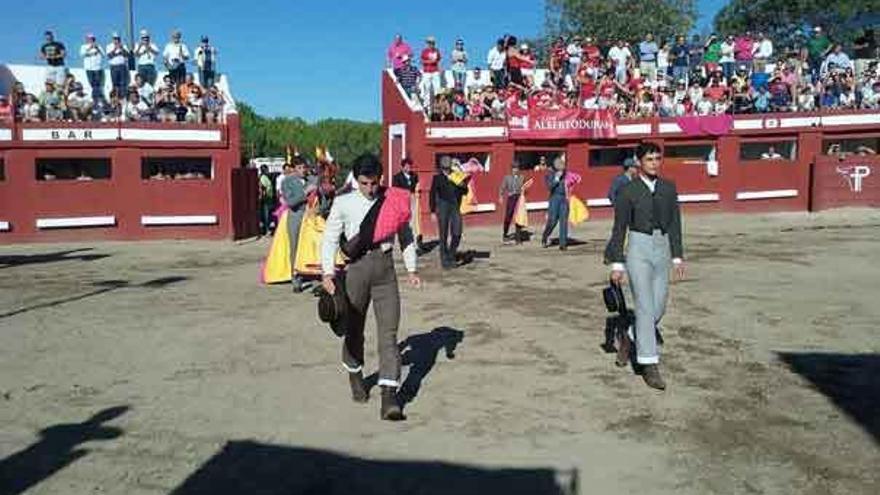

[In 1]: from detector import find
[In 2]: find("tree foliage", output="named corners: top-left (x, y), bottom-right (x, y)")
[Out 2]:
top-left (237, 102), bottom-right (382, 173)
top-left (544, 0), bottom-right (697, 43)
top-left (714, 0), bottom-right (880, 45)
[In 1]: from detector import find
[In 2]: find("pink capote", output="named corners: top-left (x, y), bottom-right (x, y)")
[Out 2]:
top-left (373, 186), bottom-right (412, 243)
top-left (675, 115), bottom-right (733, 136)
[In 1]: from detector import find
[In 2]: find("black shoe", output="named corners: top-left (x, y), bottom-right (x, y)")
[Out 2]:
top-left (559, 245), bottom-right (568, 251)
top-left (292, 279), bottom-right (304, 293)
top-left (642, 364), bottom-right (666, 390)
top-left (380, 387), bottom-right (406, 421)
top-left (349, 372), bottom-right (368, 403)
top-left (541, 240), bottom-right (550, 248)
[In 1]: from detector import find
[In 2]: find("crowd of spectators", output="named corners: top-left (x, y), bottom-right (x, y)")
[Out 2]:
top-left (388, 27), bottom-right (880, 122)
top-left (0, 29), bottom-right (223, 124)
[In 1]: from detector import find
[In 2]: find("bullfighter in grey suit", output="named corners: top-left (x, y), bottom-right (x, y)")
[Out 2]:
top-left (280, 157), bottom-right (315, 292)
top-left (604, 142), bottom-right (686, 390)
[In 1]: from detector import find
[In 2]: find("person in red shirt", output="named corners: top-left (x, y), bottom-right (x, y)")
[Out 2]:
top-left (550, 36), bottom-right (568, 86)
top-left (0, 95), bottom-right (12, 122)
top-left (581, 37), bottom-right (602, 69)
top-left (419, 36), bottom-right (442, 106)
top-left (577, 64), bottom-right (598, 108)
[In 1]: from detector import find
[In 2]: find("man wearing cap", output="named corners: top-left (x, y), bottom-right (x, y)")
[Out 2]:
top-left (321, 153), bottom-right (421, 421)
top-left (163, 30), bottom-right (190, 85)
top-left (420, 36), bottom-right (442, 105)
top-left (106, 33), bottom-right (130, 97)
top-left (608, 157), bottom-right (638, 205)
top-left (134, 30), bottom-right (160, 86)
top-left (40, 31), bottom-right (67, 85)
top-left (604, 141), bottom-right (686, 391)
top-left (79, 34), bottom-right (105, 101)
top-left (195, 36), bottom-right (218, 88)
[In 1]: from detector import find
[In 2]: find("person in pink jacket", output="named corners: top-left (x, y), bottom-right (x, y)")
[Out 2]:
top-left (387, 34), bottom-right (413, 71)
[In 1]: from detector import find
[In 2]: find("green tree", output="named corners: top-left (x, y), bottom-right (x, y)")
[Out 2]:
top-left (237, 102), bottom-right (382, 177)
top-left (544, 0), bottom-right (697, 43)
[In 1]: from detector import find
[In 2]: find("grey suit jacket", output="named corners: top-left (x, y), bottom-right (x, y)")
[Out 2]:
top-left (500, 174), bottom-right (524, 197)
top-left (281, 175), bottom-right (307, 212)
top-left (604, 177), bottom-right (683, 264)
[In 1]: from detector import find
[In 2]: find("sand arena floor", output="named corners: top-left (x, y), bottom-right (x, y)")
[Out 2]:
top-left (1, 209), bottom-right (878, 494)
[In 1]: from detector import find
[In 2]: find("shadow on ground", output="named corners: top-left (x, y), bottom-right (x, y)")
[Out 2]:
top-left (777, 352), bottom-right (880, 443)
top-left (0, 248), bottom-right (109, 269)
top-left (0, 406), bottom-right (129, 495)
top-left (169, 440), bottom-right (577, 495)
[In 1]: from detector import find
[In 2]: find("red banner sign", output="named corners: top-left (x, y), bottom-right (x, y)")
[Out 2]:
top-left (507, 107), bottom-right (617, 140)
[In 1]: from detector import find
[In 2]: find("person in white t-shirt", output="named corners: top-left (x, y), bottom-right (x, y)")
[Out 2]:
top-left (752, 33), bottom-right (774, 73)
top-left (133, 73), bottom-right (154, 107)
top-left (79, 33), bottom-right (105, 101)
top-left (106, 33), bottom-right (130, 98)
top-left (67, 83), bottom-right (93, 121)
top-left (608, 39), bottom-right (632, 83)
top-left (122, 91), bottom-right (150, 122)
top-left (163, 30), bottom-right (190, 85)
top-left (134, 29), bottom-right (160, 86)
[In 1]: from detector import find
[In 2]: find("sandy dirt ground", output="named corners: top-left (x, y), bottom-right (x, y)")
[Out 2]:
top-left (1, 209), bottom-right (878, 494)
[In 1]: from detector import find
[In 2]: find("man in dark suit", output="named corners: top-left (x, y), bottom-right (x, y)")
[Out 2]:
top-left (430, 157), bottom-right (469, 269)
top-left (604, 141), bottom-right (686, 390)
top-left (541, 156), bottom-right (570, 250)
top-left (392, 157), bottom-right (422, 247)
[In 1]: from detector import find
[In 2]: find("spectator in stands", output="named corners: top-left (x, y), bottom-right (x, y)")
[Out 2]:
top-left (506, 36), bottom-right (532, 90)
top-left (203, 85), bottom-right (226, 123)
top-left (520, 43), bottom-right (536, 84)
top-left (719, 35), bottom-right (736, 81)
top-left (638, 33), bottom-right (658, 82)
top-left (106, 33), bottom-right (130, 97)
top-left (122, 91), bottom-right (150, 122)
top-left (195, 36), bottom-right (218, 88)
top-left (853, 29), bottom-right (877, 78)
top-left (40, 80), bottom-right (65, 121)
top-left (657, 41), bottom-right (671, 81)
top-left (420, 36), bottom-right (442, 104)
top-left (451, 90), bottom-right (467, 121)
top-left (822, 44), bottom-right (854, 75)
top-left (186, 85), bottom-right (204, 123)
top-left (394, 54), bottom-right (421, 102)
top-left (155, 76), bottom-right (179, 122)
top-left (100, 89), bottom-right (122, 122)
top-left (689, 35), bottom-right (704, 72)
top-left (79, 33), bottom-right (105, 101)
top-left (608, 39), bottom-right (632, 84)
top-left (134, 73), bottom-right (154, 107)
top-left (752, 32), bottom-right (773, 74)
top-left (23, 93), bottom-right (42, 122)
top-left (761, 146), bottom-right (783, 160)
top-left (178, 73), bottom-right (201, 103)
top-left (808, 26), bottom-right (832, 79)
top-left (450, 39), bottom-right (468, 91)
top-left (671, 36), bottom-right (690, 84)
top-left (703, 34), bottom-right (722, 73)
top-left (40, 30), bottom-right (67, 85)
top-left (164, 30), bottom-right (191, 85)
top-left (861, 79), bottom-right (880, 109)
top-left (820, 84), bottom-right (838, 108)
top-left (798, 84), bottom-right (816, 111)
top-left (134, 29), bottom-right (160, 86)
top-left (387, 34), bottom-right (413, 70)
top-left (838, 84), bottom-right (856, 109)
top-left (566, 35), bottom-right (583, 78)
top-left (734, 31), bottom-right (755, 73)
top-left (487, 38), bottom-right (507, 90)
top-left (0, 96), bottom-right (12, 122)
top-left (66, 83), bottom-right (93, 121)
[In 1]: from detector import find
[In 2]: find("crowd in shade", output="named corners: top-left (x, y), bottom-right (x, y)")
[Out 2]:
top-left (0, 29), bottom-right (223, 124)
top-left (387, 27), bottom-right (880, 121)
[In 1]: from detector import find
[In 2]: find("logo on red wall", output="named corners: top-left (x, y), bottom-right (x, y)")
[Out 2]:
top-left (836, 165), bottom-right (872, 192)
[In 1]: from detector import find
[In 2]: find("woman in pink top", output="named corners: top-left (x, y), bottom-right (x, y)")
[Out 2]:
top-left (387, 34), bottom-right (413, 70)
top-left (734, 33), bottom-right (755, 71)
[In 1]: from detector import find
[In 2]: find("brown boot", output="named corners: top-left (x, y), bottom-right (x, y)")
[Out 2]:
top-left (641, 364), bottom-right (666, 391)
top-left (349, 372), bottom-right (368, 403)
top-left (380, 386), bottom-right (406, 421)
top-left (615, 333), bottom-right (632, 367)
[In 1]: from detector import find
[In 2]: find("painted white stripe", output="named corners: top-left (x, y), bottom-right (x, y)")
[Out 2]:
top-left (658, 122), bottom-right (681, 134)
top-left (0, 129), bottom-right (12, 141)
top-left (586, 198), bottom-right (612, 207)
top-left (426, 126), bottom-right (507, 139)
top-left (526, 201), bottom-right (548, 211)
top-left (781, 116), bottom-right (821, 128)
top-left (141, 215), bottom-right (218, 226)
top-left (36, 216), bottom-right (116, 228)
top-left (469, 203), bottom-right (497, 213)
top-left (735, 189), bottom-right (798, 200)
top-left (616, 123), bottom-right (652, 135)
top-left (119, 128), bottom-right (222, 142)
top-left (733, 119), bottom-right (764, 130)
top-left (821, 113), bottom-right (880, 127)
top-left (22, 128), bottom-right (119, 141)
top-left (678, 193), bottom-right (720, 203)
top-left (0, 221), bottom-right (9, 231)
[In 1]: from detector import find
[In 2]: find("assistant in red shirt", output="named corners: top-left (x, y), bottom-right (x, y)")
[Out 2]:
top-left (421, 37), bottom-right (441, 73)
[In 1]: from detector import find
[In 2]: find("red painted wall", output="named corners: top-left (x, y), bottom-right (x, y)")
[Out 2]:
top-left (811, 156), bottom-right (880, 211)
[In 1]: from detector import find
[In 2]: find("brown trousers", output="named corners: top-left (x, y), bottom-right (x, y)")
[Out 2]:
top-left (342, 249), bottom-right (402, 387)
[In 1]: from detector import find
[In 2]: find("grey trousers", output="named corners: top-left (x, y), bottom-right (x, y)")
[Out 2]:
top-left (626, 230), bottom-right (671, 365)
top-left (286, 209), bottom-right (305, 280)
top-left (342, 249), bottom-right (402, 387)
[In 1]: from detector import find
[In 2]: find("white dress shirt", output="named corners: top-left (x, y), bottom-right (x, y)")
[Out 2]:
top-left (79, 43), bottom-right (104, 71)
top-left (611, 174), bottom-right (682, 272)
top-left (322, 189), bottom-right (417, 276)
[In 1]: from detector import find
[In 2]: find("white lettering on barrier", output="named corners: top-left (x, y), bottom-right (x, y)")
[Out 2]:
top-left (22, 128), bottom-right (118, 141)
top-left (837, 165), bottom-right (872, 193)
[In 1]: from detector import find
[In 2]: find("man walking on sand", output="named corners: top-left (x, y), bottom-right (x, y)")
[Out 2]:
top-left (281, 157), bottom-right (316, 293)
top-left (604, 141), bottom-right (686, 390)
top-left (321, 154), bottom-right (421, 421)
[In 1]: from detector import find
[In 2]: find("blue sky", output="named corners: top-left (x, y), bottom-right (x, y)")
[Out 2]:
top-left (0, 1), bottom-right (726, 122)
